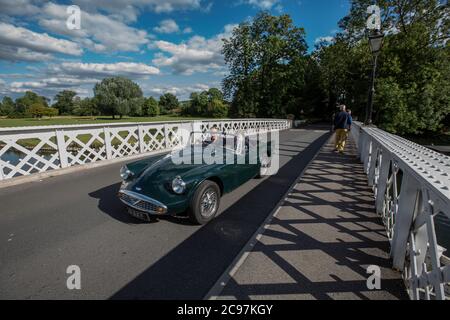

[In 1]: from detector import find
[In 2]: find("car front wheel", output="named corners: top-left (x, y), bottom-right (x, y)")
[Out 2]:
top-left (188, 180), bottom-right (221, 225)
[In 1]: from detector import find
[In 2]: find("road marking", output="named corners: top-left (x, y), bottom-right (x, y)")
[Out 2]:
top-left (204, 132), bottom-right (331, 300)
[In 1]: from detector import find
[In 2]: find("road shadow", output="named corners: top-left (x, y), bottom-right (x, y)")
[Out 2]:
top-left (108, 128), bottom-right (330, 299)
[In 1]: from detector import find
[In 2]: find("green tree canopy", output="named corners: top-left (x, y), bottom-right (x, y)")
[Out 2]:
top-left (53, 90), bottom-right (77, 115)
top-left (0, 96), bottom-right (15, 116)
top-left (73, 97), bottom-right (98, 116)
top-left (159, 93), bottom-right (179, 114)
top-left (145, 97), bottom-right (160, 117)
top-left (187, 88), bottom-right (228, 118)
top-left (15, 91), bottom-right (49, 115)
top-left (93, 77), bottom-right (143, 119)
top-left (27, 103), bottom-right (58, 119)
top-left (315, 0), bottom-right (450, 134)
top-left (223, 12), bottom-right (308, 118)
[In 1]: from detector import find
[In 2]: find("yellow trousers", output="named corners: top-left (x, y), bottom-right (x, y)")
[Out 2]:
top-left (335, 129), bottom-right (348, 152)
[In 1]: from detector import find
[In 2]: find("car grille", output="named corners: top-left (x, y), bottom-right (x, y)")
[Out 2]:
top-left (118, 190), bottom-right (167, 214)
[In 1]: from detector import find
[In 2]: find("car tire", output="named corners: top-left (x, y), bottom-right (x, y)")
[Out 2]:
top-left (188, 180), bottom-right (221, 225)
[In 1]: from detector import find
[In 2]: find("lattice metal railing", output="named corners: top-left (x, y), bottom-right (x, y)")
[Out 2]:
top-left (351, 122), bottom-right (450, 300)
top-left (0, 119), bottom-right (291, 181)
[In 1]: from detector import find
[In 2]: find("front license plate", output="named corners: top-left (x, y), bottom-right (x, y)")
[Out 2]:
top-left (127, 208), bottom-right (150, 222)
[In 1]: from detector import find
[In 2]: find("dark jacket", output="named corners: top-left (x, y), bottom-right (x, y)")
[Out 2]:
top-left (334, 111), bottom-right (349, 129)
top-left (347, 115), bottom-right (353, 129)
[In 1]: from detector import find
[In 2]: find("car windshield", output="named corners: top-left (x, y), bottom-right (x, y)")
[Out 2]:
top-left (189, 131), bottom-right (245, 154)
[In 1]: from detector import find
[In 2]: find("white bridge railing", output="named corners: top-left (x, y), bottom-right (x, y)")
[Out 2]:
top-left (351, 122), bottom-right (450, 300)
top-left (0, 119), bottom-right (291, 181)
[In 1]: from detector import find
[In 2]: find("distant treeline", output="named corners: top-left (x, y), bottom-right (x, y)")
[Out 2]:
top-left (0, 78), bottom-right (229, 119)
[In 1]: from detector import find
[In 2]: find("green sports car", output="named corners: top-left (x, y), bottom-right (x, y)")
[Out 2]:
top-left (118, 132), bottom-right (272, 224)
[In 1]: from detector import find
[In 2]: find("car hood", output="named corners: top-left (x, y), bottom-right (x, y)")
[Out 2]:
top-left (133, 146), bottom-right (215, 186)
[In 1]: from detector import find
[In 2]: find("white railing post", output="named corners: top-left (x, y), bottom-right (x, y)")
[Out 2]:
top-left (55, 129), bottom-right (68, 168)
top-left (138, 125), bottom-right (145, 153)
top-left (0, 162), bottom-right (4, 180)
top-left (103, 127), bottom-right (112, 160)
top-left (164, 124), bottom-right (170, 149)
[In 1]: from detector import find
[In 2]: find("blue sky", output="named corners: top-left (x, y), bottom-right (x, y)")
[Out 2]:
top-left (0, 0), bottom-right (350, 101)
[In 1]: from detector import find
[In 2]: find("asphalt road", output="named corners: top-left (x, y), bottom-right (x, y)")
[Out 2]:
top-left (0, 128), bottom-right (329, 299)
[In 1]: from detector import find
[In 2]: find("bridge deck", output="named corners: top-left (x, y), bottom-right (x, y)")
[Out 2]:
top-left (214, 136), bottom-right (409, 300)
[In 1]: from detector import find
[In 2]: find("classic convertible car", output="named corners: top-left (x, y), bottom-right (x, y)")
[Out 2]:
top-left (118, 131), bottom-right (271, 224)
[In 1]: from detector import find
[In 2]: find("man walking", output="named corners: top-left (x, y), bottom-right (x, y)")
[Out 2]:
top-left (334, 105), bottom-right (349, 154)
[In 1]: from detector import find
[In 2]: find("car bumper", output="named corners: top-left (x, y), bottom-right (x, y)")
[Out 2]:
top-left (118, 190), bottom-right (168, 216)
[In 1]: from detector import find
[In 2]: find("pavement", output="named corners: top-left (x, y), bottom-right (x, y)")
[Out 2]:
top-left (213, 135), bottom-right (409, 300)
top-left (0, 127), bottom-right (330, 299)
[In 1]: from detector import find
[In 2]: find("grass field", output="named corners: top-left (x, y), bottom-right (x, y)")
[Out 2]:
top-left (0, 116), bottom-right (210, 128)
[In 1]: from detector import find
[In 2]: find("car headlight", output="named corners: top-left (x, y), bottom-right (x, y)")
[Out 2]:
top-left (120, 166), bottom-right (133, 180)
top-left (172, 176), bottom-right (186, 194)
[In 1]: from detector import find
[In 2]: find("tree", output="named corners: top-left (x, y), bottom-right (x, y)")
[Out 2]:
top-left (316, 0), bottom-right (450, 134)
top-left (27, 103), bottom-right (58, 119)
top-left (93, 77), bottom-right (143, 119)
top-left (53, 90), bottom-right (77, 115)
top-left (187, 88), bottom-right (228, 117)
top-left (223, 12), bottom-right (308, 118)
top-left (207, 99), bottom-right (228, 118)
top-left (15, 91), bottom-right (49, 115)
top-left (159, 93), bottom-right (179, 114)
top-left (145, 97), bottom-right (160, 117)
top-left (0, 96), bottom-right (15, 116)
top-left (42, 106), bottom-right (58, 118)
top-left (73, 98), bottom-right (98, 116)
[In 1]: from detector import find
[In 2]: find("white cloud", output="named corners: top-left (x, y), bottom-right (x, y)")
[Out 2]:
top-left (0, 0), bottom-right (40, 17)
top-left (246, 0), bottom-right (280, 10)
top-left (4, 77), bottom-right (98, 97)
top-left (39, 3), bottom-right (150, 53)
top-left (0, 46), bottom-right (53, 62)
top-left (73, 0), bottom-right (204, 21)
top-left (0, 22), bottom-right (83, 57)
top-left (154, 19), bottom-right (180, 34)
top-left (152, 24), bottom-right (237, 75)
top-left (48, 62), bottom-right (160, 79)
top-left (314, 36), bottom-right (335, 45)
top-left (183, 27), bottom-right (193, 34)
top-left (143, 83), bottom-right (211, 99)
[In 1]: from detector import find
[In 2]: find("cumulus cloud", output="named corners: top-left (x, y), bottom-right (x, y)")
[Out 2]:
top-left (183, 27), bottom-right (193, 34)
top-left (4, 77), bottom-right (97, 98)
top-left (154, 19), bottom-right (180, 34)
top-left (152, 24), bottom-right (237, 75)
top-left (73, 0), bottom-right (204, 21)
top-left (0, 46), bottom-right (53, 62)
top-left (246, 0), bottom-right (280, 10)
top-left (39, 3), bottom-right (150, 53)
top-left (143, 83), bottom-right (211, 99)
top-left (1, 61), bottom-right (160, 97)
top-left (0, 22), bottom-right (83, 57)
top-left (48, 62), bottom-right (160, 78)
top-left (314, 36), bottom-right (335, 45)
top-left (0, 0), bottom-right (40, 17)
